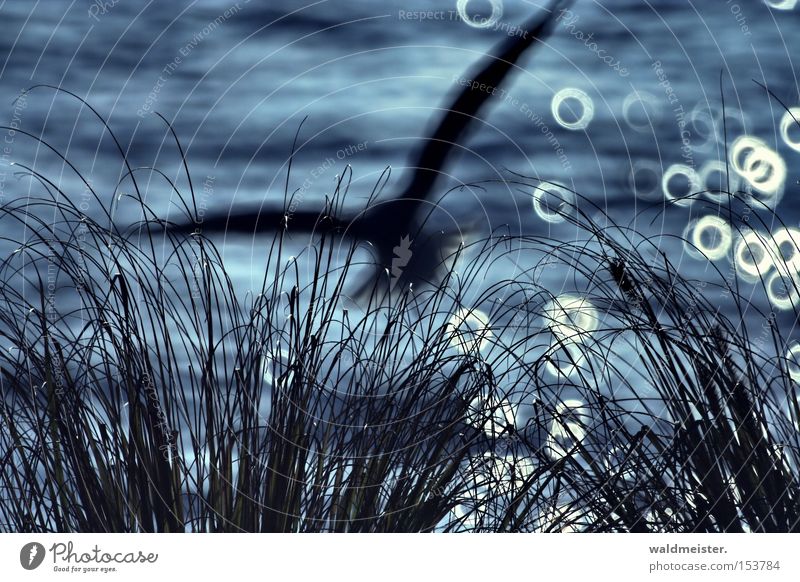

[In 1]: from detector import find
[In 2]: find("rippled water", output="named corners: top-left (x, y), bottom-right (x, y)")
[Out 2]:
top-left (1, 0), bottom-right (799, 327)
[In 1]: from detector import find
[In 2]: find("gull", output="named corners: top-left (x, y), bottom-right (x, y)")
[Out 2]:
top-left (161, 1), bottom-right (571, 298)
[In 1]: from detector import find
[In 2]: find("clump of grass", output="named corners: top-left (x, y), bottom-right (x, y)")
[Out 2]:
top-left (0, 91), bottom-right (798, 532)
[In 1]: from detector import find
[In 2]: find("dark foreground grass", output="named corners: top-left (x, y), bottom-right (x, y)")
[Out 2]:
top-left (0, 100), bottom-right (799, 533)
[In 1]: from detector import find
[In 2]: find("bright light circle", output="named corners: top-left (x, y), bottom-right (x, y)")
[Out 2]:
top-left (683, 216), bottom-right (733, 261)
top-left (551, 88), bottom-right (595, 131)
top-left (772, 227), bottom-right (800, 273)
top-left (543, 294), bottom-right (599, 341)
top-left (532, 183), bottom-right (575, 224)
top-left (456, 0), bottom-right (504, 29)
top-left (699, 159), bottom-right (740, 202)
top-left (662, 164), bottom-right (701, 207)
top-left (734, 230), bottom-right (777, 280)
top-left (764, 0), bottom-right (798, 10)
top-left (730, 135), bottom-right (786, 196)
top-left (780, 107), bottom-right (800, 152)
top-left (622, 90), bottom-right (661, 132)
top-left (766, 270), bottom-right (800, 311)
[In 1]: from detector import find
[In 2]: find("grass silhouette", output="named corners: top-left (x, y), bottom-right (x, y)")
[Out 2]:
top-left (0, 7), bottom-right (799, 529)
top-left (0, 99), bottom-right (798, 531)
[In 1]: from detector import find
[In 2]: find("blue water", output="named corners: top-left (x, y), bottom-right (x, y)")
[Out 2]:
top-left (1, 0), bottom-right (800, 328)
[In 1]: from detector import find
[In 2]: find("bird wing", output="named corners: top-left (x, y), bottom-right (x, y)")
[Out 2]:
top-left (158, 0), bottom-right (571, 249)
top-left (162, 208), bottom-right (351, 236)
top-left (397, 0), bottom-right (571, 203)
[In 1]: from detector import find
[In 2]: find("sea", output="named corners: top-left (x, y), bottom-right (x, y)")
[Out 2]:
top-left (1, 0), bottom-right (799, 345)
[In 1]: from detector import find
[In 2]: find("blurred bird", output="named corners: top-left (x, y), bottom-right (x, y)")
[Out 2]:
top-left (161, 0), bottom-right (571, 298)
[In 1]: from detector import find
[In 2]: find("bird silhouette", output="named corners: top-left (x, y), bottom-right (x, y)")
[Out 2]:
top-left (161, 0), bottom-right (571, 298)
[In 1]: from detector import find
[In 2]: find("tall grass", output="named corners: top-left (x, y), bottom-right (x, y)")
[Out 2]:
top-left (0, 93), bottom-right (798, 532)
